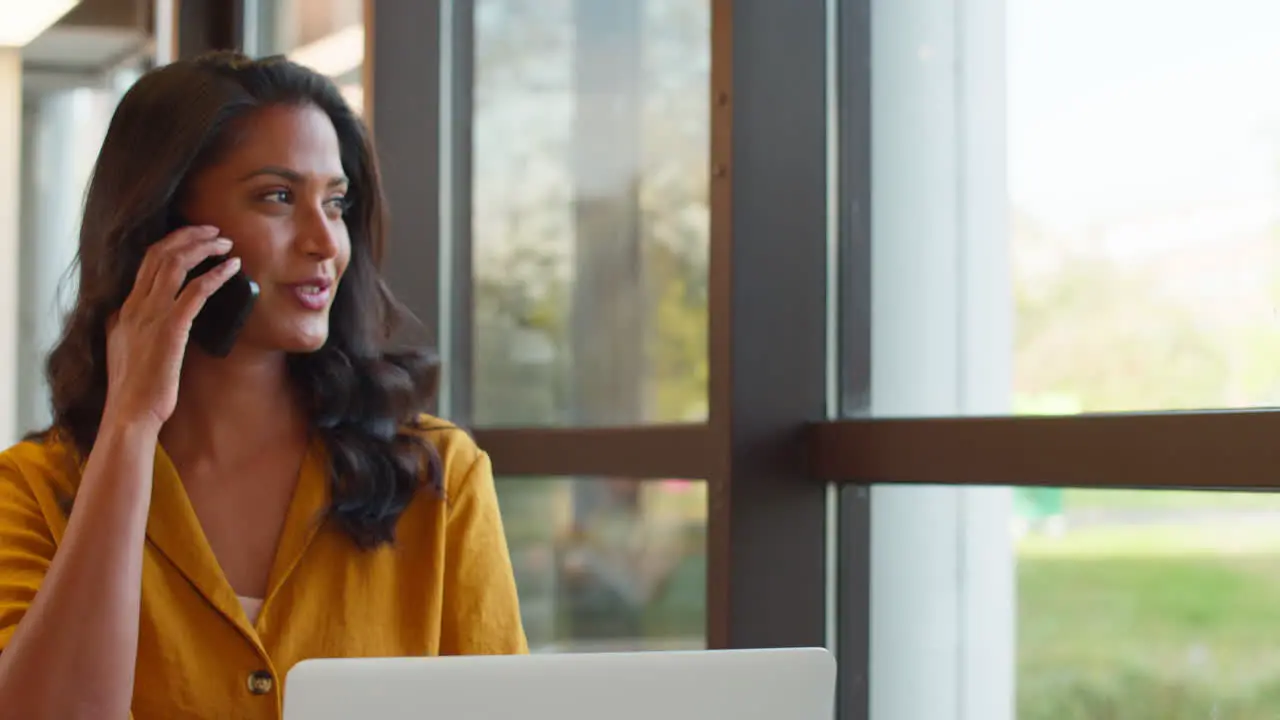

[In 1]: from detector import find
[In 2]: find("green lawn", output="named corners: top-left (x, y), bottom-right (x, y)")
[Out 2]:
top-left (1018, 525), bottom-right (1280, 719)
top-left (1063, 488), bottom-right (1280, 511)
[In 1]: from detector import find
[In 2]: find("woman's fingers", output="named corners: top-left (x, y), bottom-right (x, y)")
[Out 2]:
top-left (132, 225), bottom-right (222, 303)
top-left (147, 236), bottom-right (234, 306)
top-left (172, 256), bottom-right (242, 330)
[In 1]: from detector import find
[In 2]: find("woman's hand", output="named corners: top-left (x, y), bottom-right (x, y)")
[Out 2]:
top-left (101, 225), bottom-right (241, 432)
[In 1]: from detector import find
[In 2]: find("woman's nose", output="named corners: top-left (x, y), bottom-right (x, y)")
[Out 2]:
top-left (297, 206), bottom-right (342, 259)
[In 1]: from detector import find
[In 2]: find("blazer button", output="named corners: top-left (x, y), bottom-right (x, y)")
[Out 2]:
top-left (247, 670), bottom-right (274, 695)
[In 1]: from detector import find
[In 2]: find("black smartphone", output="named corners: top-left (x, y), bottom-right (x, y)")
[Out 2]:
top-left (183, 254), bottom-right (260, 358)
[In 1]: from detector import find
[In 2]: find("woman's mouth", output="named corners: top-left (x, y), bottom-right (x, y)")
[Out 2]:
top-left (288, 279), bottom-right (333, 311)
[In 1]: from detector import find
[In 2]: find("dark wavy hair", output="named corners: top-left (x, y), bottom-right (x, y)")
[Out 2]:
top-left (37, 51), bottom-right (442, 549)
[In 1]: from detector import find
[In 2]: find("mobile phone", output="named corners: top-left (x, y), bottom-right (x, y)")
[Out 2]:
top-left (183, 254), bottom-right (260, 358)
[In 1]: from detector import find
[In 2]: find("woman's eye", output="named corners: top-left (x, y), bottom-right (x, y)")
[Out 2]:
top-left (262, 189), bottom-right (292, 204)
top-left (326, 196), bottom-right (352, 214)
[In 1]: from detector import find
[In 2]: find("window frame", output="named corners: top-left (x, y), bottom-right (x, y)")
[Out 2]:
top-left (204, 1), bottom-right (1280, 718)
top-left (369, 0), bottom-right (831, 655)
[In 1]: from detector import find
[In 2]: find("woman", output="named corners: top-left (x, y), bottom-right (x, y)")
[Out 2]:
top-left (0, 51), bottom-right (527, 719)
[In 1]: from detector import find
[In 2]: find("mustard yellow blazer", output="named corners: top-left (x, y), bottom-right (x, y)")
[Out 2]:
top-left (0, 417), bottom-right (528, 719)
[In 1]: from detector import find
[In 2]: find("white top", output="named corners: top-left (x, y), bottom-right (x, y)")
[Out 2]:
top-left (238, 595), bottom-right (264, 625)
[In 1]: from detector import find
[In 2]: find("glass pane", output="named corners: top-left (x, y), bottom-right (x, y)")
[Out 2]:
top-left (861, 0), bottom-right (1280, 417)
top-left (865, 485), bottom-right (1280, 720)
top-left (471, 0), bottom-right (711, 427)
top-left (1010, 1), bottom-right (1280, 415)
top-left (497, 476), bottom-right (706, 652)
top-left (1020, 488), bottom-right (1280, 718)
top-left (253, 0), bottom-right (365, 116)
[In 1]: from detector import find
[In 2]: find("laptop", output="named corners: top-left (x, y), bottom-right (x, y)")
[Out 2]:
top-left (282, 647), bottom-right (836, 720)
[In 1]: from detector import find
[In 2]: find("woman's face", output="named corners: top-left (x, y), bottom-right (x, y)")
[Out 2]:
top-left (181, 102), bottom-right (352, 355)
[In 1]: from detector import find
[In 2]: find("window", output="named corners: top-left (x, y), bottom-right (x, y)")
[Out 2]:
top-left (501, 476), bottom-right (706, 652)
top-left (471, 0), bottom-right (710, 427)
top-left (1017, 487), bottom-right (1280, 717)
top-left (368, 0), bottom-right (728, 657)
top-left (337, 1), bottom-right (1280, 718)
top-left (839, 0), bottom-right (1280, 718)
top-left (1003, 6), bottom-right (1280, 712)
top-left (470, 0), bottom-right (712, 654)
top-left (1009, 1), bottom-right (1280, 415)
